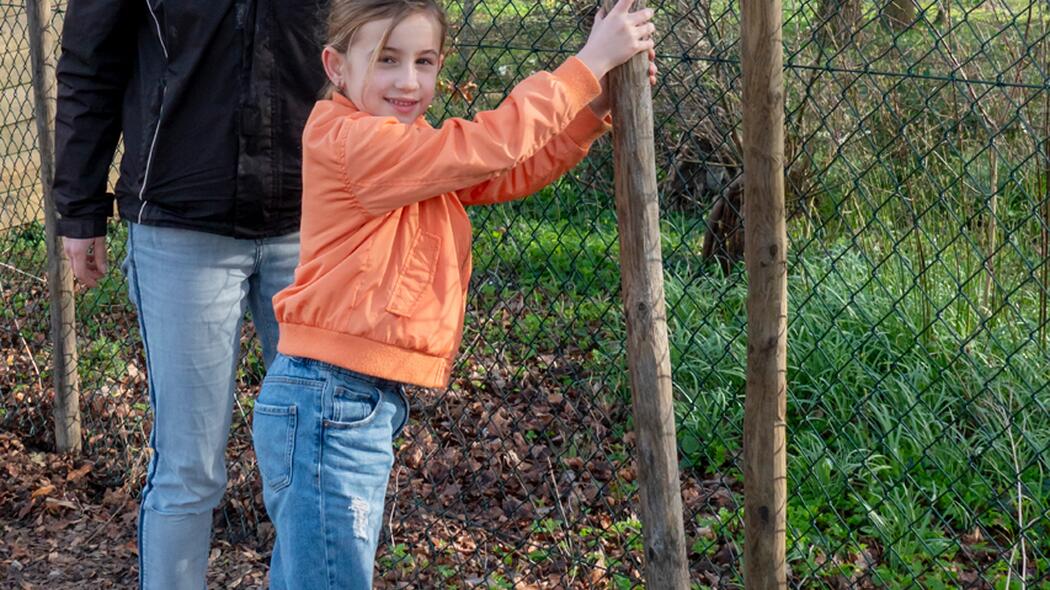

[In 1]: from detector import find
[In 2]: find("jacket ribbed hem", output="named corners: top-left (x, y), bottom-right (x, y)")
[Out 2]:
top-left (278, 322), bottom-right (452, 388)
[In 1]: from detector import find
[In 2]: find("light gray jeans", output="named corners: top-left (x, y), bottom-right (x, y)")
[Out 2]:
top-left (123, 222), bottom-right (299, 590)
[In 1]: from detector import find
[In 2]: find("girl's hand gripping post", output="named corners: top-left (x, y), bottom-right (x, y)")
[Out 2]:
top-left (575, 0), bottom-right (657, 80)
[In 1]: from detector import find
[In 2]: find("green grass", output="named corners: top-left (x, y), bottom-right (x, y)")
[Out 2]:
top-left (462, 168), bottom-right (1049, 586)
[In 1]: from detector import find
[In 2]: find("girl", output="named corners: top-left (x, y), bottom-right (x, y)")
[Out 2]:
top-left (253, 0), bottom-right (656, 586)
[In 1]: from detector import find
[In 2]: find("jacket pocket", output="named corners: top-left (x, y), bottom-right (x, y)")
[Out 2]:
top-left (386, 230), bottom-right (441, 317)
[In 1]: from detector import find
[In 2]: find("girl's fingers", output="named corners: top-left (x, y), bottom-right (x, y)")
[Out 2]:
top-left (630, 22), bottom-right (655, 43)
top-left (629, 8), bottom-right (654, 23)
top-left (636, 38), bottom-right (654, 55)
top-left (612, 0), bottom-right (634, 15)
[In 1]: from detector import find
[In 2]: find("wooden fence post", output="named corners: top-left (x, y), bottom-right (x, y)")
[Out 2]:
top-left (741, 0), bottom-right (787, 583)
top-left (26, 0), bottom-right (83, 454)
top-left (603, 1), bottom-right (689, 587)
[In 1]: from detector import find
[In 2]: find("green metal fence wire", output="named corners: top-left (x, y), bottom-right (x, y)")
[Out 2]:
top-left (2, 0), bottom-right (1048, 587)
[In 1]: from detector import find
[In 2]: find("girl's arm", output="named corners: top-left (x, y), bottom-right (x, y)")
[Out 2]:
top-left (455, 106), bottom-right (611, 206)
top-left (456, 47), bottom-right (657, 207)
top-left (332, 57), bottom-right (602, 217)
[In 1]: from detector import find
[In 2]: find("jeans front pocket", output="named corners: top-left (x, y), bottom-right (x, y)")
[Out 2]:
top-left (325, 380), bottom-right (382, 429)
top-left (253, 402), bottom-right (298, 493)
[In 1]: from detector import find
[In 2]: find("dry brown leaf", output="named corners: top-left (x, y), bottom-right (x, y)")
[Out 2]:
top-left (66, 462), bottom-right (93, 482)
top-left (44, 497), bottom-right (77, 511)
top-left (30, 484), bottom-right (55, 499)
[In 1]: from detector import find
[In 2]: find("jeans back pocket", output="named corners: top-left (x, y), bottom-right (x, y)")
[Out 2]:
top-left (253, 403), bottom-right (297, 492)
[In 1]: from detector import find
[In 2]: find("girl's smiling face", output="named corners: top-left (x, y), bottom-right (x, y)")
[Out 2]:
top-left (323, 12), bottom-right (443, 124)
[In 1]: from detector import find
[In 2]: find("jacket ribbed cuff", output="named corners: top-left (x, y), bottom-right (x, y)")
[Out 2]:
top-left (552, 56), bottom-right (603, 115)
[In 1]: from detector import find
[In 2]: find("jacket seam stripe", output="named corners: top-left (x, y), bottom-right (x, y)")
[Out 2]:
top-left (138, 101), bottom-right (164, 222)
top-left (145, 0), bottom-right (168, 59)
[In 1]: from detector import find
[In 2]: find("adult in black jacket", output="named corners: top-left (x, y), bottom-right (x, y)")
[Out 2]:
top-left (54, 0), bottom-right (326, 587)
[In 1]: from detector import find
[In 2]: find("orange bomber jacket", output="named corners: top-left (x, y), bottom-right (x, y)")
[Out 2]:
top-left (274, 56), bottom-right (611, 388)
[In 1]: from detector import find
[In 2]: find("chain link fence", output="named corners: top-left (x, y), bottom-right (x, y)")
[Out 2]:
top-left (2, 0), bottom-right (1049, 587)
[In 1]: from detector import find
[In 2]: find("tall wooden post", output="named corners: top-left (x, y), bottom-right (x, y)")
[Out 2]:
top-left (26, 0), bottom-right (83, 454)
top-left (603, 1), bottom-right (689, 587)
top-left (741, 0), bottom-right (787, 583)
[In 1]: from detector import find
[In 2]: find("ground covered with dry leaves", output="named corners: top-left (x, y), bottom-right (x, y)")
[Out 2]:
top-left (1, 350), bottom-right (744, 589)
top-left (0, 432), bottom-right (273, 589)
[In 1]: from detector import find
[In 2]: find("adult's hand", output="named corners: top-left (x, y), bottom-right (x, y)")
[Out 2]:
top-left (63, 236), bottom-right (108, 288)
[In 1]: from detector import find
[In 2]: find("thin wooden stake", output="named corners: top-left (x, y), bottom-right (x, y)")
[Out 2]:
top-left (741, 0), bottom-right (787, 584)
top-left (26, 0), bottom-right (82, 454)
top-left (603, 1), bottom-right (689, 587)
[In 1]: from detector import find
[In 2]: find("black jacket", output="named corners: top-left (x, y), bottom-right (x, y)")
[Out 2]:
top-left (53, 0), bottom-right (328, 239)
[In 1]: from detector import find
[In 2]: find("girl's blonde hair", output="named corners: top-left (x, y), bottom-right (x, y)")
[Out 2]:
top-left (322, 0), bottom-right (449, 98)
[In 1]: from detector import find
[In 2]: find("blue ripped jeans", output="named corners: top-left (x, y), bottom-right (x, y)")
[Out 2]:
top-left (253, 353), bottom-right (409, 589)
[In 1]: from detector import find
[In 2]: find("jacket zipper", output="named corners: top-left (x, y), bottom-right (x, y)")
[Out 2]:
top-left (139, 0), bottom-right (168, 223)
